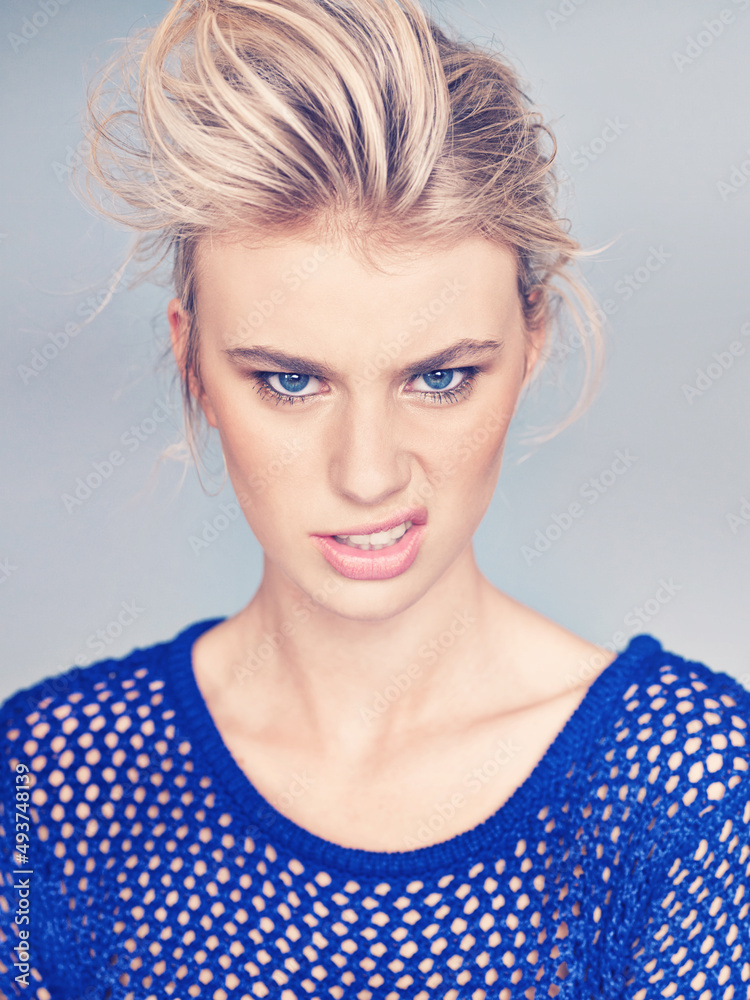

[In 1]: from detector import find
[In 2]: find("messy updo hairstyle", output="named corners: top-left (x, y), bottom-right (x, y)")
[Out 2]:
top-left (81, 0), bottom-right (605, 459)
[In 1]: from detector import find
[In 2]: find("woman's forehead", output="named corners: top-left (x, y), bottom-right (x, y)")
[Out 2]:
top-left (192, 236), bottom-right (521, 342)
top-left (194, 232), bottom-right (517, 283)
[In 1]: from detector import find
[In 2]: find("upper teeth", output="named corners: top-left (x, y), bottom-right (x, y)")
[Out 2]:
top-left (334, 520), bottom-right (413, 550)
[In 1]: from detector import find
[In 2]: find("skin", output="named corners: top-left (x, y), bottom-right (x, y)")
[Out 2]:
top-left (168, 233), bottom-right (616, 851)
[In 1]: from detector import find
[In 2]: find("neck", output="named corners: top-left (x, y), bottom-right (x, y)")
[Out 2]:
top-left (209, 544), bottom-right (510, 754)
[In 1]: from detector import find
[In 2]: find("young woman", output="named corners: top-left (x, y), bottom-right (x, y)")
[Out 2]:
top-left (2, 0), bottom-right (749, 997)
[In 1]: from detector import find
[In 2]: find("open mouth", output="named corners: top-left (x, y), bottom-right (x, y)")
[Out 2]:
top-left (331, 519), bottom-right (413, 550)
top-left (310, 513), bottom-right (427, 581)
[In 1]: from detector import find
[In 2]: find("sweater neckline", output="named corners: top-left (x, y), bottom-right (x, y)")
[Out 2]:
top-left (164, 616), bottom-right (662, 876)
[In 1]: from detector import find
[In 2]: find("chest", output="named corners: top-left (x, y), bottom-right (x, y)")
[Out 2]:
top-left (212, 685), bottom-right (589, 852)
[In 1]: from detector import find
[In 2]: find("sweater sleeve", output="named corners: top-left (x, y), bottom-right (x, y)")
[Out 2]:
top-left (624, 726), bottom-right (750, 998)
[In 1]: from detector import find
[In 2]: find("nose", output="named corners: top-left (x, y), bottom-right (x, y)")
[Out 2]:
top-left (328, 395), bottom-right (412, 507)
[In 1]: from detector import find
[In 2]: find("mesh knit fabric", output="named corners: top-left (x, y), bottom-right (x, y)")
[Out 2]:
top-left (1, 619), bottom-right (749, 1000)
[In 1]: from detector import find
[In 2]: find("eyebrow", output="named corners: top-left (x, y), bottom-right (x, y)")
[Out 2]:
top-left (223, 338), bottom-right (504, 379)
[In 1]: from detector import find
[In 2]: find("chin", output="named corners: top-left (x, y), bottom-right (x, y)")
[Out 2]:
top-left (303, 573), bottom-right (434, 623)
top-left (323, 597), bottom-right (424, 625)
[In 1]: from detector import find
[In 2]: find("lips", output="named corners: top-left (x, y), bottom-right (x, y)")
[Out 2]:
top-left (320, 506), bottom-right (428, 538)
top-left (310, 522), bottom-right (427, 580)
top-left (309, 506), bottom-right (429, 581)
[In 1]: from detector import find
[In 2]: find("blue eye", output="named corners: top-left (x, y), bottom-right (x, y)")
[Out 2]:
top-left (411, 369), bottom-right (463, 392)
top-left (251, 366), bottom-right (480, 406)
top-left (266, 372), bottom-right (318, 395)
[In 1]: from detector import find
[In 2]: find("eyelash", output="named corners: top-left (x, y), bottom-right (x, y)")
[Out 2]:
top-left (249, 368), bottom-right (481, 406)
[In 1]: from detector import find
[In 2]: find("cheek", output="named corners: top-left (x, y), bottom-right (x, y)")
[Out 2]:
top-left (211, 412), bottom-right (312, 531)
top-left (205, 374), bottom-right (280, 462)
top-left (198, 379), bottom-right (283, 505)
top-left (424, 388), bottom-right (517, 486)
top-left (221, 426), bottom-right (306, 516)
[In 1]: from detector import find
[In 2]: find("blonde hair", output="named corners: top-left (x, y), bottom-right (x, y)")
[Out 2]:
top-left (81, 0), bottom-right (605, 460)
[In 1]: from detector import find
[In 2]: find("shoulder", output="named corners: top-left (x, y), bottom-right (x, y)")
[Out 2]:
top-left (0, 623), bottom-right (193, 774)
top-left (610, 647), bottom-right (750, 992)
top-left (604, 638), bottom-right (750, 829)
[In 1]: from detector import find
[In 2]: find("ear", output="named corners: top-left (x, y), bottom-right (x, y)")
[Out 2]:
top-left (520, 288), bottom-right (547, 386)
top-left (167, 297), bottom-right (218, 428)
top-left (522, 319), bottom-right (547, 387)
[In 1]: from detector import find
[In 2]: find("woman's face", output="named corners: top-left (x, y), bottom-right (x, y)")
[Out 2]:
top-left (169, 235), bottom-right (543, 621)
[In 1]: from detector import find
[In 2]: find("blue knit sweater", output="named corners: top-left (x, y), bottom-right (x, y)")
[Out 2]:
top-left (1, 619), bottom-right (749, 1000)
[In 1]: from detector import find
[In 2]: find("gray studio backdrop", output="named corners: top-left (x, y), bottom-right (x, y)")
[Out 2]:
top-left (2, 0), bottom-right (749, 701)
